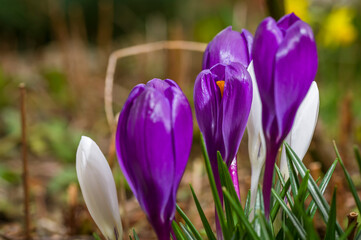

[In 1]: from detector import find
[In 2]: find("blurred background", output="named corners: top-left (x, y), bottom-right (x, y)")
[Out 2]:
top-left (0, 0), bottom-right (361, 239)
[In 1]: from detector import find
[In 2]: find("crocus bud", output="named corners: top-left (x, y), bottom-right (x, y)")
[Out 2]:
top-left (116, 79), bottom-right (193, 240)
top-left (246, 62), bottom-right (266, 220)
top-left (252, 13), bottom-right (318, 216)
top-left (202, 26), bottom-right (253, 69)
top-left (280, 81), bottom-right (319, 180)
top-left (76, 136), bottom-right (122, 240)
top-left (194, 62), bottom-right (252, 195)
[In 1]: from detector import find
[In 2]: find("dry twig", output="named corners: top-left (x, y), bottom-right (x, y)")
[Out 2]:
top-left (104, 40), bottom-right (207, 129)
top-left (19, 83), bottom-right (31, 240)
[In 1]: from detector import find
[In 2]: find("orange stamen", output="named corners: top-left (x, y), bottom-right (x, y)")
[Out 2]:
top-left (216, 80), bottom-right (225, 97)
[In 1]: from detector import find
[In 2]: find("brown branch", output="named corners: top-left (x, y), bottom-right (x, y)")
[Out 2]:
top-left (104, 40), bottom-right (207, 129)
top-left (19, 83), bottom-right (31, 240)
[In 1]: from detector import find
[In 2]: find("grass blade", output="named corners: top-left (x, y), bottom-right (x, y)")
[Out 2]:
top-left (222, 188), bottom-right (260, 240)
top-left (172, 221), bottom-right (187, 240)
top-left (334, 141), bottom-right (361, 214)
top-left (271, 189), bottom-right (307, 240)
top-left (189, 185), bottom-right (216, 240)
top-left (284, 143), bottom-right (344, 236)
top-left (354, 145), bottom-right (361, 175)
top-left (176, 205), bottom-right (203, 240)
top-left (270, 179), bottom-right (291, 222)
top-left (307, 159), bottom-right (337, 216)
top-left (324, 188), bottom-right (337, 240)
top-left (179, 222), bottom-right (196, 240)
top-left (200, 135), bottom-right (229, 239)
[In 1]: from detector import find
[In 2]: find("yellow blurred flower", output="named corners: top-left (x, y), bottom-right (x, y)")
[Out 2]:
top-left (319, 7), bottom-right (357, 47)
top-left (284, 0), bottom-right (310, 22)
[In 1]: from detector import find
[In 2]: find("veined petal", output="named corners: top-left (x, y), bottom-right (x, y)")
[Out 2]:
top-left (274, 20), bottom-right (318, 142)
top-left (280, 81), bottom-right (319, 179)
top-left (253, 17), bottom-right (283, 109)
top-left (116, 84), bottom-right (145, 199)
top-left (221, 62), bottom-right (253, 165)
top-left (120, 88), bottom-right (174, 227)
top-left (277, 13), bottom-right (301, 33)
top-left (194, 69), bottom-right (224, 162)
top-left (202, 26), bottom-right (253, 69)
top-left (76, 136), bottom-right (122, 240)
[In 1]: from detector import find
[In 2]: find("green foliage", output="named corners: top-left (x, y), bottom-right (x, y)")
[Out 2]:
top-left (173, 135), bottom-right (361, 239)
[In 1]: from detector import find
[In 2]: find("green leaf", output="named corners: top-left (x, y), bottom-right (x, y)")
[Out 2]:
top-left (354, 145), bottom-right (361, 175)
top-left (172, 221), bottom-right (187, 240)
top-left (274, 165), bottom-right (293, 206)
top-left (222, 188), bottom-right (260, 240)
top-left (270, 179), bottom-right (291, 222)
top-left (271, 189), bottom-right (307, 239)
top-left (244, 190), bottom-right (251, 218)
top-left (334, 141), bottom-right (361, 215)
top-left (307, 159), bottom-right (337, 217)
top-left (284, 143), bottom-right (344, 236)
top-left (217, 152), bottom-right (235, 230)
top-left (93, 233), bottom-right (102, 240)
top-left (176, 205), bottom-right (203, 240)
top-left (286, 147), bottom-right (300, 197)
top-left (132, 229), bottom-right (140, 240)
top-left (180, 222), bottom-right (197, 240)
top-left (258, 211), bottom-right (273, 240)
top-left (324, 188), bottom-right (337, 240)
top-left (200, 135), bottom-right (229, 239)
top-left (190, 185), bottom-right (216, 240)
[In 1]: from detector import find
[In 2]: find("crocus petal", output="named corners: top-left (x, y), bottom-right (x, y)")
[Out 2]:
top-left (246, 62), bottom-right (266, 219)
top-left (277, 13), bottom-right (301, 33)
top-left (116, 79), bottom-right (192, 240)
top-left (120, 88), bottom-right (174, 229)
top-left (202, 26), bottom-right (253, 69)
top-left (274, 20), bottom-right (318, 142)
top-left (76, 136), bottom-right (122, 240)
top-left (194, 69), bottom-right (224, 162)
top-left (280, 81), bottom-right (319, 179)
top-left (252, 17), bottom-right (283, 111)
top-left (221, 62), bottom-right (253, 165)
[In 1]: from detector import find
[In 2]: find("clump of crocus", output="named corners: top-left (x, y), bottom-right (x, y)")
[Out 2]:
top-left (202, 26), bottom-right (253, 69)
top-left (194, 62), bottom-right (253, 199)
top-left (116, 79), bottom-right (193, 240)
top-left (252, 12), bottom-right (318, 217)
top-left (76, 136), bottom-right (123, 240)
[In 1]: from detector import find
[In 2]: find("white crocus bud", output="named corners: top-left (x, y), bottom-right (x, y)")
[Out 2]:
top-left (76, 136), bottom-right (122, 240)
top-left (247, 62), bottom-right (266, 220)
top-left (280, 81), bottom-right (319, 180)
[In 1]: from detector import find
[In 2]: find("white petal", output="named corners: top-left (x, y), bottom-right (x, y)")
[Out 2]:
top-left (76, 136), bottom-right (122, 240)
top-left (246, 62), bottom-right (266, 220)
top-left (280, 82), bottom-right (319, 179)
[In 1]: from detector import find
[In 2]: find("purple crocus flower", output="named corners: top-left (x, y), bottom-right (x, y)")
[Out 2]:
top-left (252, 13), bottom-right (318, 217)
top-left (116, 79), bottom-right (193, 240)
top-left (202, 26), bottom-right (253, 69)
top-left (194, 62), bottom-right (252, 195)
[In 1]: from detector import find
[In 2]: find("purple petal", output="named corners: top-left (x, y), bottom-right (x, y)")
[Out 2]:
top-left (117, 88), bottom-right (174, 236)
top-left (116, 84), bottom-right (145, 198)
top-left (241, 29), bottom-right (254, 62)
top-left (274, 20), bottom-right (318, 142)
top-left (252, 17), bottom-right (283, 111)
top-left (202, 26), bottom-right (252, 69)
top-left (164, 83), bottom-right (193, 218)
top-left (221, 62), bottom-right (253, 165)
top-left (277, 13), bottom-right (301, 33)
top-left (194, 69), bottom-right (224, 162)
